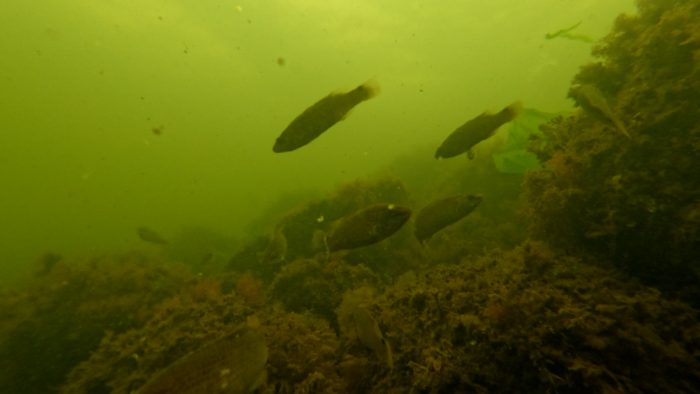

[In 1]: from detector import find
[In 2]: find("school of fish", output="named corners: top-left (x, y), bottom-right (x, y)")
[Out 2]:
top-left (137, 74), bottom-right (632, 391)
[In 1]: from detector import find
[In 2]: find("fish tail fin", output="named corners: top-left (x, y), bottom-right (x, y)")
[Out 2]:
top-left (613, 119), bottom-right (632, 139)
top-left (505, 101), bottom-right (523, 120)
top-left (384, 340), bottom-right (394, 369)
top-left (359, 78), bottom-right (381, 100)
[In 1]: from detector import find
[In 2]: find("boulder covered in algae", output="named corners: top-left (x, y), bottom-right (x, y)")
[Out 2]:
top-left (6, 2), bottom-right (700, 393)
top-left (0, 252), bottom-right (191, 394)
top-left (60, 288), bottom-right (345, 393)
top-left (367, 242), bottom-right (700, 393)
top-left (269, 258), bottom-right (381, 325)
top-left (523, 0), bottom-right (700, 304)
top-left (44, 241), bottom-right (700, 393)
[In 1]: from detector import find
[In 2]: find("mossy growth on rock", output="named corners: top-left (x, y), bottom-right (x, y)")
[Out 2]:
top-left (523, 0), bottom-right (700, 304)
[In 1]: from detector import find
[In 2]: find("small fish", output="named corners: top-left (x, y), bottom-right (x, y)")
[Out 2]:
top-left (351, 307), bottom-right (393, 368)
top-left (435, 102), bottom-right (522, 159)
top-left (311, 229), bottom-right (328, 254)
top-left (327, 204), bottom-right (411, 252)
top-left (545, 21), bottom-right (595, 43)
top-left (34, 252), bottom-right (62, 276)
top-left (138, 226), bottom-right (169, 245)
top-left (544, 21), bottom-right (582, 40)
top-left (273, 80), bottom-right (380, 153)
top-left (570, 84), bottom-right (630, 138)
top-left (414, 194), bottom-right (483, 243)
top-left (261, 223), bottom-right (287, 265)
top-left (139, 327), bottom-right (268, 394)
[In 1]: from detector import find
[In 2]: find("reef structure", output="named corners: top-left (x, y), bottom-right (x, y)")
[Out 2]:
top-left (524, 0), bottom-right (700, 304)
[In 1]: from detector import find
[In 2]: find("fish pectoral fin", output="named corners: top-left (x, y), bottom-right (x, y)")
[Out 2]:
top-left (467, 149), bottom-right (475, 160)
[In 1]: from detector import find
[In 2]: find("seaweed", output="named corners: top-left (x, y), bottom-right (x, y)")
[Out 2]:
top-left (524, 0), bottom-right (700, 304)
top-left (0, 252), bottom-right (191, 393)
top-left (370, 242), bottom-right (700, 393)
top-left (2, 1), bottom-right (700, 393)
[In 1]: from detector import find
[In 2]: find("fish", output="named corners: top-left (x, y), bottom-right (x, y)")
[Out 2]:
top-left (261, 223), bottom-right (287, 265)
top-left (34, 252), bottom-right (62, 276)
top-left (350, 307), bottom-right (393, 368)
top-left (544, 21), bottom-right (595, 43)
top-left (544, 21), bottom-right (583, 40)
top-left (273, 79), bottom-right (380, 153)
top-left (414, 194), bottom-right (483, 243)
top-left (138, 226), bottom-right (169, 245)
top-left (435, 101), bottom-right (522, 159)
top-left (570, 84), bottom-right (630, 138)
top-left (326, 204), bottom-right (411, 252)
top-left (139, 327), bottom-right (268, 394)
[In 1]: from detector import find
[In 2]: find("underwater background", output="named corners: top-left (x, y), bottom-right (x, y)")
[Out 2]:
top-left (0, 0), bottom-right (633, 284)
top-left (2, 0), bottom-right (699, 393)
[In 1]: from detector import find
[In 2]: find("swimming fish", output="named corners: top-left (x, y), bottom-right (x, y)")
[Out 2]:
top-left (545, 21), bottom-right (595, 43)
top-left (570, 84), bottom-right (630, 138)
top-left (544, 21), bottom-right (582, 39)
top-left (350, 307), bottom-right (393, 368)
top-left (327, 204), bottom-right (411, 252)
top-left (273, 80), bottom-right (380, 153)
top-left (34, 252), bottom-right (62, 276)
top-left (261, 222), bottom-right (287, 265)
top-left (414, 194), bottom-right (483, 243)
top-left (138, 226), bottom-right (169, 245)
top-left (139, 327), bottom-right (268, 394)
top-left (435, 102), bottom-right (522, 159)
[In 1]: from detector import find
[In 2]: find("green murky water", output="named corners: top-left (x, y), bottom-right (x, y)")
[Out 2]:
top-left (8, 1), bottom-right (700, 393)
top-left (0, 0), bottom-right (633, 284)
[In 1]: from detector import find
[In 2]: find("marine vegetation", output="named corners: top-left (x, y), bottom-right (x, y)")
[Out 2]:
top-left (369, 242), bottom-right (700, 393)
top-left (1, 1), bottom-right (699, 393)
top-left (491, 107), bottom-right (558, 174)
top-left (524, 0), bottom-right (700, 304)
top-left (39, 240), bottom-right (700, 394)
top-left (60, 289), bottom-right (345, 393)
top-left (0, 252), bottom-right (192, 393)
top-left (270, 258), bottom-right (381, 325)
